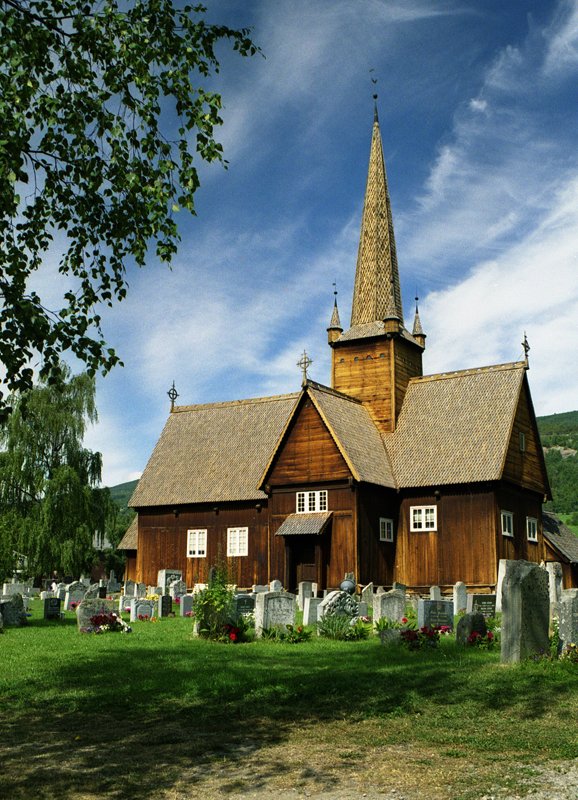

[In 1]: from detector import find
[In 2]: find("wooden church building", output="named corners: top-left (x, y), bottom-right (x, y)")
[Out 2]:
top-left (123, 109), bottom-right (576, 592)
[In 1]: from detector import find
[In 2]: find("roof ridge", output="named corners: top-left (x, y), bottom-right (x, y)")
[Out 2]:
top-left (173, 391), bottom-right (300, 413)
top-left (306, 380), bottom-right (363, 405)
top-left (410, 361), bottom-right (527, 385)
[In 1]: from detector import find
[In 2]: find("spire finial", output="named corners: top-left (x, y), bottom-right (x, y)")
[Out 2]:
top-left (297, 350), bottom-right (313, 386)
top-left (370, 69), bottom-right (378, 122)
top-left (167, 380), bottom-right (179, 411)
top-left (333, 280), bottom-right (338, 305)
top-left (522, 332), bottom-right (530, 369)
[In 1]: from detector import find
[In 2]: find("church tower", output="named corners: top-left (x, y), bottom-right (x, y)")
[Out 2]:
top-left (329, 108), bottom-right (425, 433)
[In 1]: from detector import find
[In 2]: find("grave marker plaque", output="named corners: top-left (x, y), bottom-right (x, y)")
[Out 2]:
top-left (44, 597), bottom-right (62, 620)
top-left (466, 594), bottom-right (496, 618)
top-left (158, 595), bottom-right (173, 617)
top-left (418, 599), bottom-right (454, 629)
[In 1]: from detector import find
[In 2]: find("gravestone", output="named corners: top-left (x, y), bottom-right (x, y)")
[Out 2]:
top-left (254, 591), bottom-right (296, 637)
top-left (107, 570), bottom-right (121, 593)
top-left (234, 594), bottom-right (255, 617)
top-left (496, 559), bottom-right (508, 612)
top-left (297, 581), bottom-right (314, 611)
top-left (453, 582), bottom-right (467, 613)
top-left (98, 586), bottom-right (107, 599)
top-left (558, 589), bottom-right (578, 651)
top-left (55, 583), bottom-right (67, 601)
top-left (123, 579), bottom-right (137, 597)
top-left (2, 581), bottom-right (28, 597)
top-left (361, 583), bottom-right (374, 606)
top-left (418, 599), bottom-right (454, 629)
top-left (392, 582), bottom-right (407, 594)
top-left (40, 591), bottom-right (54, 601)
top-left (252, 584), bottom-right (268, 594)
top-left (180, 594), bottom-right (194, 617)
top-left (466, 594), bottom-right (497, 618)
top-left (135, 582), bottom-right (147, 598)
top-left (83, 583), bottom-right (100, 599)
top-left (500, 560), bottom-right (550, 664)
top-left (545, 562), bottom-right (563, 615)
top-left (119, 594), bottom-right (132, 614)
top-left (456, 613), bottom-right (487, 646)
top-left (157, 569), bottom-right (182, 594)
top-left (130, 598), bottom-right (156, 622)
top-left (429, 585), bottom-right (442, 601)
top-left (64, 584), bottom-right (86, 611)
top-left (158, 595), bottom-right (173, 617)
top-left (43, 597), bottom-right (62, 620)
top-left (269, 579), bottom-right (283, 593)
top-left (169, 579), bottom-right (187, 599)
top-left (76, 599), bottom-right (116, 631)
top-left (373, 589), bottom-right (406, 624)
top-left (0, 594), bottom-right (27, 626)
top-left (303, 596), bottom-right (322, 626)
top-left (318, 590), bottom-right (358, 619)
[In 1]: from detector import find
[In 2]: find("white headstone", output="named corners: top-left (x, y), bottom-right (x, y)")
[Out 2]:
top-left (558, 589), bottom-right (578, 651)
top-left (254, 591), bottom-right (296, 636)
top-left (453, 582), bottom-right (467, 613)
top-left (430, 585), bottom-right (442, 601)
top-left (297, 581), bottom-right (314, 611)
top-left (496, 559), bottom-right (508, 612)
top-left (269, 579), bottom-right (283, 593)
top-left (373, 589), bottom-right (405, 624)
top-left (302, 596), bottom-right (322, 626)
top-left (545, 562), bottom-right (563, 609)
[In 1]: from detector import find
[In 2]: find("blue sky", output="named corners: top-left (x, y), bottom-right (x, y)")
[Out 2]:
top-left (76, 0), bottom-right (578, 486)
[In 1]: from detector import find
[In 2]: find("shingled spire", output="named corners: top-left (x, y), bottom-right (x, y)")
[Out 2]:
top-left (350, 108), bottom-right (403, 327)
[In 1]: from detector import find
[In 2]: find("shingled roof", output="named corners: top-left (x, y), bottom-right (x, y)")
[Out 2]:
top-left (118, 516), bottom-right (138, 550)
top-left (386, 362), bottom-right (527, 488)
top-left (543, 512), bottom-right (578, 564)
top-left (130, 393), bottom-right (299, 507)
top-left (308, 383), bottom-right (396, 487)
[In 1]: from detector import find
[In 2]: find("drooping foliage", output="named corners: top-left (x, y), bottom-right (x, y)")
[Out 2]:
top-left (0, 369), bottom-right (112, 577)
top-left (0, 0), bottom-right (258, 418)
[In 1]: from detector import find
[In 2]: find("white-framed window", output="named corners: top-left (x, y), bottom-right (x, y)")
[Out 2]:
top-left (379, 517), bottom-right (394, 542)
top-left (501, 510), bottom-right (514, 538)
top-left (227, 527), bottom-right (248, 557)
top-left (296, 490), bottom-right (328, 513)
top-left (526, 517), bottom-right (538, 542)
top-left (187, 529), bottom-right (207, 557)
top-left (410, 505), bottom-right (437, 532)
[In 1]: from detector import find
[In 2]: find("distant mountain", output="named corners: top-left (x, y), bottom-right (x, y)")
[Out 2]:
top-left (109, 479), bottom-right (139, 511)
top-left (537, 410), bottom-right (578, 516)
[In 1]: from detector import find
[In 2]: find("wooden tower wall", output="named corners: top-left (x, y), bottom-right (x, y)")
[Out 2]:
top-left (502, 379), bottom-right (550, 496)
top-left (356, 484), bottom-right (398, 586)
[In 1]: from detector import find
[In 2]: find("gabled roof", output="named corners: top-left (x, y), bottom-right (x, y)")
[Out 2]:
top-left (543, 512), bottom-right (578, 564)
top-left (130, 392), bottom-right (299, 507)
top-left (275, 512), bottom-right (333, 536)
top-left (386, 362), bottom-right (527, 488)
top-left (260, 381), bottom-right (396, 489)
top-left (117, 516), bottom-right (138, 550)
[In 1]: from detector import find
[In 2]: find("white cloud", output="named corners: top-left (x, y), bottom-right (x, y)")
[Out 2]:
top-left (543, 0), bottom-right (578, 74)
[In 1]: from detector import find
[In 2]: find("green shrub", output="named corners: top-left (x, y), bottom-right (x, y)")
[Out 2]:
top-left (317, 614), bottom-right (370, 641)
top-left (262, 623), bottom-right (311, 644)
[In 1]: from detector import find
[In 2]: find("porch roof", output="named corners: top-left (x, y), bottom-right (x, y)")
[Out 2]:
top-left (275, 511), bottom-right (333, 536)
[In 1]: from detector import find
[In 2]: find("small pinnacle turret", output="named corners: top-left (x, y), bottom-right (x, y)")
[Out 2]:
top-left (327, 285), bottom-right (343, 344)
top-left (412, 297), bottom-right (426, 349)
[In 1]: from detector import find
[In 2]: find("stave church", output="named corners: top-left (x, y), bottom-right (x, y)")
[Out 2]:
top-left (121, 107), bottom-right (578, 592)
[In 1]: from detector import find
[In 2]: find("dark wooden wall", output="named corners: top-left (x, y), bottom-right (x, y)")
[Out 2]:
top-left (495, 484), bottom-right (545, 564)
top-left (502, 380), bottom-right (550, 496)
top-left (123, 551), bottom-right (138, 582)
top-left (136, 502), bottom-right (269, 589)
top-left (356, 484), bottom-right (398, 586)
top-left (267, 398), bottom-right (350, 485)
top-left (331, 335), bottom-right (422, 432)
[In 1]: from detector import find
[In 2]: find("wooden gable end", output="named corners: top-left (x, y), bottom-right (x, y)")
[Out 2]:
top-left (267, 396), bottom-right (351, 486)
top-left (502, 377), bottom-right (550, 497)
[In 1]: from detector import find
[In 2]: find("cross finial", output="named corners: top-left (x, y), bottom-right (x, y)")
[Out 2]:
top-left (522, 332), bottom-right (530, 368)
top-left (297, 350), bottom-right (313, 386)
top-left (167, 380), bottom-right (179, 411)
top-left (370, 68), bottom-right (378, 120)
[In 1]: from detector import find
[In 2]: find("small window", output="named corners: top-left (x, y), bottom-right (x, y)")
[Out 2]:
top-left (526, 517), bottom-right (538, 542)
top-left (410, 505), bottom-right (437, 532)
top-left (187, 529), bottom-right (207, 558)
top-left (379, 517), bottom-right (394, 542)
top-left (501, 510), bottom-right (514, 538)
top-left (227, 527), bottom-right (248, 557)
top-left (519, 431), bottom-right (526, 452)
top-left (296, 490), bottom-right (328, 513)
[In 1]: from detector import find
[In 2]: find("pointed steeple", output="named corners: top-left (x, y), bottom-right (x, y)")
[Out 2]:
top-left (350, 109), bottom-right (403, 327)
top-left (412, 297), bottom-right (426, 349)
top-left (327, 286), bottom-right (343, 344)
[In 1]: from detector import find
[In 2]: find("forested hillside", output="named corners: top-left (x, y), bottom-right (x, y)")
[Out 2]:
top-left (537, 410), bottom-right (578, 517)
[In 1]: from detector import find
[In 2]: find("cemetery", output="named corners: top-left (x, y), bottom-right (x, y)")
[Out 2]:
top-left (1, 561), bottom-right (577, 800)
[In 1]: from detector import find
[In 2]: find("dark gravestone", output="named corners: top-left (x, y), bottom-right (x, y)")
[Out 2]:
top-left (467, 594), bottom-right (497, 618)
top-left (44, 597), bottom-right (62, 620)
top-left (234, 594), bottom-right (255, 616)
top-left (159, 595), bottom-right (173, 617)
top-left (98, 586), bottom-right (107, 599)
top-left (456, 613), bottom-right (487, 646)
top-left (418, 599), bottom-right (454, 629)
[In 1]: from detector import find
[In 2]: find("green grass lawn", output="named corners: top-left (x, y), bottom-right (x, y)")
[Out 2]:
top-left (1, 602), bottom-right (577, 800)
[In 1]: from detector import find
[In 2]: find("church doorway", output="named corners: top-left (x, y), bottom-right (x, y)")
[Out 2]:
top-left (285, 535), bottom-right (324, 592)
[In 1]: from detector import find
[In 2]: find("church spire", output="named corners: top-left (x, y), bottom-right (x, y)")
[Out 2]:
top-left (327, 284), bottom-right (343, 344)
top-left (412, 297), bottom-right (426, 349)
top-left (350, 109), bottom-right (403, 327)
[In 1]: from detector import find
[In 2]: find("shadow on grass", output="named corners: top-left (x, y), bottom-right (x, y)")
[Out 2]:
top-left (1, 635), bottom-right (576, 799)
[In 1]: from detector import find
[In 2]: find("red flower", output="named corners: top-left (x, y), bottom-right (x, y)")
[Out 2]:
top-left (229, 632), bottom-right (237, 641)
top-left (401, 617), bottom-right (408, 624)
